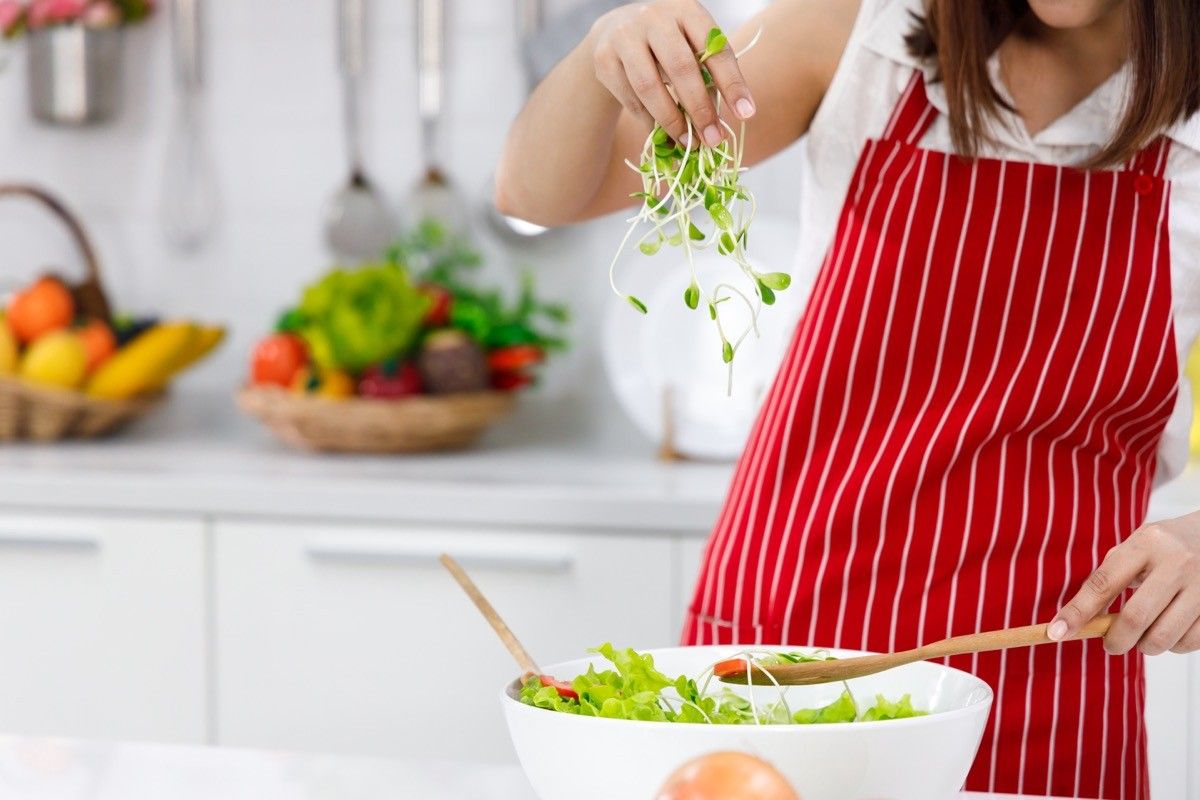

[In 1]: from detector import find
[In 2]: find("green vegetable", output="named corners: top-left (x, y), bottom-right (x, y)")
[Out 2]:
top-left (290, 263), bottom-right (429, 371)
top-left (518, 644), bottom-right (927, 727)
top-left (860, 693), bottom-right (927, 721)
top-left (792, 690), bottom-right (858, 724)
top-left (606, 27), bottom-right (791, 388)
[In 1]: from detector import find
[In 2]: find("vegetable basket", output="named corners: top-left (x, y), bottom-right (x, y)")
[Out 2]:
top-left (237, 387), bottom-right (515, 453)
top-left (0, 183), bottom-right (162, 441)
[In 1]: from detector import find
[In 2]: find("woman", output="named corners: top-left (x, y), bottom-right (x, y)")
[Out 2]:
top-left (496, 0), bottom-right (1200, 796)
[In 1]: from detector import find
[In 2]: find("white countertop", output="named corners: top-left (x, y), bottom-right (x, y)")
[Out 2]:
top-left (0, 391), bottom-right (1193, 534)
top-left (0, 734), bottom-right (1073, 800)
top-left (0, 392), bottom-right (732, 534)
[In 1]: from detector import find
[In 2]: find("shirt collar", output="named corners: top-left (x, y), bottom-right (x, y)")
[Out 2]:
top-left (859, 0), bottom-right (1200, 154)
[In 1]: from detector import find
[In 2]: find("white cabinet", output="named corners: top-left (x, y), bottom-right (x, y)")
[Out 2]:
top-left (1145, 652), bottom-right (1195, 799)
top-left (213, 521), bottom-right (676, 762)
top-left (0, 512), bottom-right (206, 744)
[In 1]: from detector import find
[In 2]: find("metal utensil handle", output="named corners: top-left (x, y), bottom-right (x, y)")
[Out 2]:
top-left (171, 0), bottom-right (202, 91)
top-left (417, 0), bottom-right (445, 169)
top-left (338, 0), bottom-right (366, 175)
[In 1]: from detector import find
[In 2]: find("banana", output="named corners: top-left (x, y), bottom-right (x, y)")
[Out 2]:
top-left (86, 321), bottom-right (199, 400)
top-left (156, 325), bottom-right (226, 386)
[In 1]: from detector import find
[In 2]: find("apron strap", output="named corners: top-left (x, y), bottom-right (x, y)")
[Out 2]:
top-left (881, 70), bottom-right (938, 146)
top-left (1127, 135), bottom-right (1172, 178)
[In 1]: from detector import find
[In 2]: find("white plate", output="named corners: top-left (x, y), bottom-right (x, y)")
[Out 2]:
top-left (602, 215), bottom-right (804, 460)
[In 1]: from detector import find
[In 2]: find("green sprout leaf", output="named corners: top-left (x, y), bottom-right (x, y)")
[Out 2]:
top-left (627, 295), bottom-right (648, 314)
top-left (758, 281), bottom-right (776, 306)
top-left (718, 232), bottom-right (736, 255)
top-left (684, 282), bottom-right (700, 310)
top-left (759, 272), bottom-right (792, 291)
top-left (722, 340), bottom-right (734, 363)
top-left (652, 126), bottom-right (670, 146)
top-left (708, 203), bottom-right (734, 231)
top-left (708, 303), bottom-right (718, 320)
top-left (639, 237), bottom-right (663, 256)
top-left (702, 28), bottom-right (728, 61)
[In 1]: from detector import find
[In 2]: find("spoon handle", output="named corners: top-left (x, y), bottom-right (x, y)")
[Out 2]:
top-left (440, 553), bottom-right (541, 678)
top-left (921, 614), bottom-right (1117, 660)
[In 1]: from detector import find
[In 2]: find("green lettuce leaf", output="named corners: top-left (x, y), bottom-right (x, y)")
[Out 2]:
top-left (792, 689), bottom-right (858, 724)
top-left (860, 693), bottom-right (927, 721)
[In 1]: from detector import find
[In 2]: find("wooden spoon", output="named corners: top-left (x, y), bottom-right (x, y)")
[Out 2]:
top-left (440, 553), bottom-right (579, 699)
top-left (716, 614), bottom-right (1117, 686)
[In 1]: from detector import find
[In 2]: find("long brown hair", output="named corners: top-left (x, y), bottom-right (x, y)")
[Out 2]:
top-left (907, 1), bottom-right (1200, 167)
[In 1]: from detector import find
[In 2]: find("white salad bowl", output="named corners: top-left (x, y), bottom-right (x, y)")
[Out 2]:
top-left (502, 646), bottom-right (993, 800)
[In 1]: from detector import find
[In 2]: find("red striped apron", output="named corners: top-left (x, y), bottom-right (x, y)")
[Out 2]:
top-left (683, 73), bottom-right (1179, 800)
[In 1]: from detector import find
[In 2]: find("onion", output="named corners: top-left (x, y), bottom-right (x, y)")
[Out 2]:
top-left (655, 751), bottom-right (800, 800)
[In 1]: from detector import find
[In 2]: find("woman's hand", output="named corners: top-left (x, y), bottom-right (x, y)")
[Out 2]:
top-left (587, 0), bottom-right (756, 148)
top-left (1050, 511), bottom-right (1200, 655)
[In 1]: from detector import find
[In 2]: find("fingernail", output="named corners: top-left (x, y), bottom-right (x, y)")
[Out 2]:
top-left (703, 125), bottom-right (722, 147)
top-left (1047, 620), bottom-right (1069, 641)
top-left (736, 97), bottom-right (756, 119)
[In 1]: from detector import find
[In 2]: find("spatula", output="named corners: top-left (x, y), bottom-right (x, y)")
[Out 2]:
top-left (439, 554), bottom-right (578, 699)
top-left (715, 614), bottom-right (1117, 686)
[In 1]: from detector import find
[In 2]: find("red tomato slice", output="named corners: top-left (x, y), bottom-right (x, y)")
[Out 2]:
top-left (712, 659), bottom-right (750, 679)
top-left (539, 674), bottom-right (579, 700)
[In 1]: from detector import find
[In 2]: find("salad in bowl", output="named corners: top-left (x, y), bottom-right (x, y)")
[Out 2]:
top-left (503, 644), bottom-right (993, 800)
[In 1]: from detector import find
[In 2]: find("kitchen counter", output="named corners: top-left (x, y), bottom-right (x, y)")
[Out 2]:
top-left (0, 734), bottom-right (1075, 800)
top-left (0, 392), bottom-right (732, 534)
top-left (0, 391), bottom-right (1193, 534)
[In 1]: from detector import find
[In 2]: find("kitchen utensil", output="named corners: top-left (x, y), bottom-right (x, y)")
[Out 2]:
top-left (324, 0), bottom-right (396, 260)
top-left (161, 0), bottom-right (218, 252)
top-left (503, 645), bottom-right (993, 800)
top-left (440, 554), bottom-right (540, 676)
top-left (411, 0), bottom-right (466, 231)
top-left (717, 614), bottom-right (1117, 687)
top-left (601, 214), bottom-right (801, 460)
top-left (27, 24), bottom-right (122, 125)
top-left (440, 553), bottom-right (577, 699)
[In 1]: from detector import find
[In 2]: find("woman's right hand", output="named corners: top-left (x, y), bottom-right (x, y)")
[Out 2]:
top-left (587, 0), bottom-right (757, 149)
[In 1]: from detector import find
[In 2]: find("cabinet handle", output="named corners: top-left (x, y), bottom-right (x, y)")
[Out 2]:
top-left (305, 539), bottom-right (574, 574)
top-left (0, 532), bottom-right (101, 552)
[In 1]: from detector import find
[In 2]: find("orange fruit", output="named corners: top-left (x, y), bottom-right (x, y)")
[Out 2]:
top-left (6, 277), bottom-right (75, 343)
top-left (656, 752), bottom-right (799, 800)
top-left (77, 319), bottom-right (118, 374)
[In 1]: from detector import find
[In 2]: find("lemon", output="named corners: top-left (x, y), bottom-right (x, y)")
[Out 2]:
top-left (20, 331), bottom-right (87, 389)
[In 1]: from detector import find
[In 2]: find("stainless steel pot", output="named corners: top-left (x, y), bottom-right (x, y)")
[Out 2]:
top-left (27, 25), bottom-right (123, 125)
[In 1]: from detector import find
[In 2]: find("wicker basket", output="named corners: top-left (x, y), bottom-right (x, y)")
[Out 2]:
top-left (237, 387), bottom-right (517, 453)
top-left (0, 182), bottom-right (161, 441)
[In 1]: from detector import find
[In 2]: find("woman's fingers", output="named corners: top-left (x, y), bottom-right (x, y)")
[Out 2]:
top-left (1050, 543), bottom-right (1148, 640)
top-left (616, 37), bottom-right (690, 143)
top-left (1105, 572), bottom-right (1178, 655)
top-left (1171, 616), bottom-right (1200, 654)
top-left (679, 10), bottom-right (755, 119)
top-left (1139, 587), bottom-right (1200, 655)
top-left (647, 23), bottom-right (721, 145)
top-left (594, 41), bottom-right (655, 130)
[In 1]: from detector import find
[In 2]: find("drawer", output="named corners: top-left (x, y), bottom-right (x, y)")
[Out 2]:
top-left (213, 521), bottom-right (675, 761)
top-left (0, 512), bottom-right (205, 743)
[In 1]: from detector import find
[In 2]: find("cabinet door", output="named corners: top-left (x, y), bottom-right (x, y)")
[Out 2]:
top-left (214, 522), bottom-right (675, 762)
top-left (0, 512), bottom-right (206, 743)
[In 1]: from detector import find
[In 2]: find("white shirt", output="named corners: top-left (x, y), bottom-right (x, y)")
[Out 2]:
top-left (792, 0), bottom-right (1200, 483)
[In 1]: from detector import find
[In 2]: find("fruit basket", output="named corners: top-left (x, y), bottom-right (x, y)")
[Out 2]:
top-left (0, 183), bottom-right (222, 441)
top-left (239, 221), bottom-right (567, 454)
top-left (237, 387), bottom-right (516, 454)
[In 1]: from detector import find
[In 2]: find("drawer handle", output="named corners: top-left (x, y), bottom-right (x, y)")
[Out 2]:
top-left (305, 540), bottom-right (573, 574)
top-left (0, 533), bottom-right (100, 552)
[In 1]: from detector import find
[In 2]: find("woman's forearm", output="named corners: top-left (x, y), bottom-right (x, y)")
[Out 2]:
top-left (494, 33), bottom-right (632, 226)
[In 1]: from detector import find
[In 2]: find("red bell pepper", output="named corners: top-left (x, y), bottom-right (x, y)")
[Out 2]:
top-left (358, 361), bottom-right (423, 399)
top-left (487, 344), bottom-right (544, 373)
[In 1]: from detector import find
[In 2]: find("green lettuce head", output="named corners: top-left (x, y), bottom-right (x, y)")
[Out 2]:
top-left (294, 263), bottom-right (430, 372)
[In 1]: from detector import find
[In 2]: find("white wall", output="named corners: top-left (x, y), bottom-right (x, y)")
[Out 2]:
top-left (0, 0), bottom-right (802, 420)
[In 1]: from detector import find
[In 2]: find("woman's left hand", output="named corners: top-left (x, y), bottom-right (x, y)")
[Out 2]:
top-left (1049, 511), bottom-right (1200, 655)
